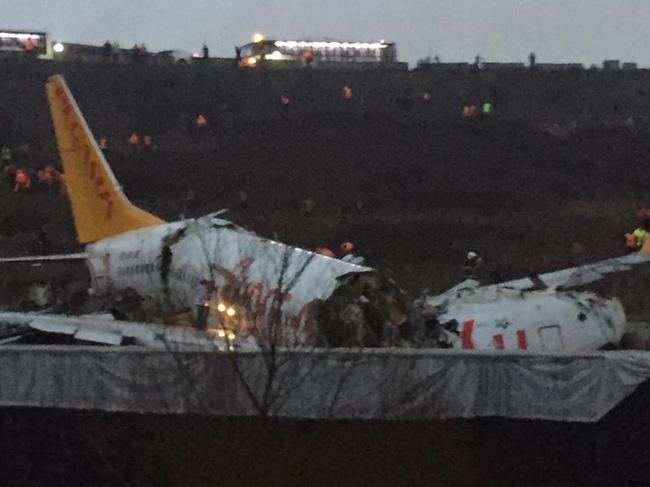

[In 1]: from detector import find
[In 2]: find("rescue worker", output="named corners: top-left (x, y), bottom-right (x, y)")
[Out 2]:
top-left (625, 226), bottom-right (647, 251)
top-left (196, 114), bottom-right (208, 128)
top-left (142, 135), bottom-right (153, 150)
top-left (316, 247), bottom-right (336, 258)
top-left (36, 167), bottom-right (47, 186)
top-left (303, 197), bottom-right (315, 215)
top-left (44, 165), bottom-right (60, 185)
top-left (128, 132), bottom-right (139, 150)
top-left (482, 102), bottom-right (493, 115)
top-left (238, 190), bottom-right (249, 209)
top-left (23, 37), bottom-right (35, 56)
top-left (462, 251), bottom-right (483, 280)
top-left (194, 280), bottom-right (215, 330)
top-left (131, 44), bottom-right (140, 63)
top-left (111, 41), bottom-right (121, 61)
top-left (102, 41), bottom-right (112, 60)
top-left (13, 168), bottom-right (31, 192)
top-left (339, 241), bottom-right (366, 265)
top-left (340, 241), bottom-right (354, 257)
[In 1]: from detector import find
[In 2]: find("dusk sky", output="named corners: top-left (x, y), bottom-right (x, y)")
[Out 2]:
top-left (4, 0), bottom-right (649, 66)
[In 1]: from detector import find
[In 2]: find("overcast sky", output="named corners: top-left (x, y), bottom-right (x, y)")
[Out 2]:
top-left (4, 0), bottom-right (650, 66)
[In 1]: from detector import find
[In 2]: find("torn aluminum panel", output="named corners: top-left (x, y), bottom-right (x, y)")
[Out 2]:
top-left (0, 312), bottom-right (240, 350)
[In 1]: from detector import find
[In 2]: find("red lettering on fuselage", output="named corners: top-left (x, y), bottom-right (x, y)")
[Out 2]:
top-left (224, 257), bottom-right (313, 343)
top-left (461, 320), bottom-right (475, 349)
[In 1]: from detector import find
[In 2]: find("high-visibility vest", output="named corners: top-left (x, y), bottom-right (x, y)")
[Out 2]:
top-left (633, 227), bottom-right (647, 248)
top-left (316, 247), bottom-right (335, 258)
top-left (483, 102), bottom-right (493, 115)
top-left (340, 241), bottom-right (354, 253)
top-left (15, 170), bottom-right (30, 189)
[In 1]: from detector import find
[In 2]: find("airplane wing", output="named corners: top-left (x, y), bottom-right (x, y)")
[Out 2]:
top-left (501, 252), bottom-right (650, 291)
top-left (0, 311), bottom-right (246, 350)
top-left (0, 253), bottom-right (88, 263)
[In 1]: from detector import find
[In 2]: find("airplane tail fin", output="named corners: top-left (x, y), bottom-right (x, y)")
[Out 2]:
top-left (45, 75), bottom-right (164, 243)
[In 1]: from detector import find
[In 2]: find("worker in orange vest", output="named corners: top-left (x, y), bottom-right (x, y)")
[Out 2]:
top-left (14, 169), bottom-right (31, 192)
top-left (339, 241), bottom-right (365, 264)
top-left (340, 241), bottom-right (354, 255)
top-left (37, 167), bottom-right (47, 184)
top-left (44, 165), bottom-right (60, 185)
top-left (128, 132), bottom-right (139, 151)
top-left (315, 247), bottom-right (335, 258)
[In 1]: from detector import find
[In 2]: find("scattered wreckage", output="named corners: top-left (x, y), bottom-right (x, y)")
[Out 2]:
top-left (1, 74), bottom-right (649, 353)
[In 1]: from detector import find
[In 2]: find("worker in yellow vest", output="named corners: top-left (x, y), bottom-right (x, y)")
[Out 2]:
top-left (625, 226), bottom-right (647, 251)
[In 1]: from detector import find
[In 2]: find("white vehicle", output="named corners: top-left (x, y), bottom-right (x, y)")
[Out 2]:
top-left (1, 74), bottom-right (647, 351)
top-left (157, 50), bottom-right (195, 65)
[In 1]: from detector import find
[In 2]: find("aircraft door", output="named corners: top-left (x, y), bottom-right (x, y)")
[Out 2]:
top-left (537, 325), bottom-right (564, 350)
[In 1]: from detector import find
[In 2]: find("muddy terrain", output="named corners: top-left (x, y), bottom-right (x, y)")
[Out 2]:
top-left (2, 58), bottom-right (650, 486)
top-left (2, 59), bottom-right (650, 313)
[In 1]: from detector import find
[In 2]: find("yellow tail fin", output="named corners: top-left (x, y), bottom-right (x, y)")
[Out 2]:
top-left (46, 75), bottom-right (164, 243)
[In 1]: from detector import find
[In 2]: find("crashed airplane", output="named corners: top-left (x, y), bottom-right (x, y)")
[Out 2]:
top-left (0, 74), bottom-right (648, 352)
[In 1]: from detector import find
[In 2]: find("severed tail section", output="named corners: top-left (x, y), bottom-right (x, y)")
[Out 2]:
top-left (45, 75), bottom-right (164, 243)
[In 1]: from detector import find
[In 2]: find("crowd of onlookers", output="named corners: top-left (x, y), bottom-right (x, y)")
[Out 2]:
top-left (1, 145), bottom-right (65, 195)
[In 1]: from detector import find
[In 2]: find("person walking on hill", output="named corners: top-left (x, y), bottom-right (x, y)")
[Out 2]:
top-left (128, 133), bottom-right (140, 151)
top-left (13, 168), bottom-right (31, 192)
top-left (462, 251), bottom-right (484, 280)
top-left (102, 41), bottom-right (112, 61)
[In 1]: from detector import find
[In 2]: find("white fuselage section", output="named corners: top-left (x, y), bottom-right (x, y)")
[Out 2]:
top-left (85, 214), bottom-right (370, 337)
top-left (83, 214), bottom-right (628, 352)
top-left (425, 283), bottom-right (626, 351)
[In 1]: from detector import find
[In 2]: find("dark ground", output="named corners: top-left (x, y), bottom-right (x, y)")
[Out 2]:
top-left (2, 379), bottom-right (650, 487)
top-left (2, 58), bottom-right (650, 485)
